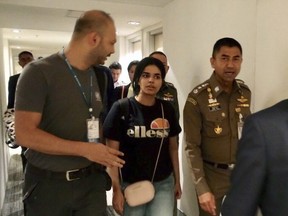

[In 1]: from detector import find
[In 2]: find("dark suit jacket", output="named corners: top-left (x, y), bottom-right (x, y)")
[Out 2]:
top-left (222, 99), bottom-right (288, 216)
top-left (93, 65), bottom-right (114, 123)
top-left (112, 83), bottom-right (130, 103)
top-left (7, 73), bottom-right (20, 109)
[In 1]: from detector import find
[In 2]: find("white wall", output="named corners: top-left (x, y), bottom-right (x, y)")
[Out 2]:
top-left (255, 0), bottom-right (288, 110)
top-left (0, 29), bottom-right (10, 211)
top-left (161, 0), bottom-right (288, 215)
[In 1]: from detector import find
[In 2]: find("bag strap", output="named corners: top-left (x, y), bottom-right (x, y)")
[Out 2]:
top-left (118, 98), bottom-right (130, 183)
top-left (121, 85), bottom-right (125, 99)
top-left (151, 103), bottom-right (165, 182)
top-left (119, 101), bottom-right (165, 183)
top-left (118, 97), bottom-right (130, 119)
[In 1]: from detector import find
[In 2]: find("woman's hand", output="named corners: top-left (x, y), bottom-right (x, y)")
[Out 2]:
top-left (112, 188), bottom-right (125, 215)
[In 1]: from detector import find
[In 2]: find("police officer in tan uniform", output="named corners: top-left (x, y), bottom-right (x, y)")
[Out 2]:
top-left (150, 51), bottom-right (180, 121)
top-left (184, 37), bottom-right (251, 216)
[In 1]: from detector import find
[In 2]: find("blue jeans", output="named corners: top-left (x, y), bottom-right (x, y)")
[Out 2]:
top-left (123, 174), bottom-right (175, 216)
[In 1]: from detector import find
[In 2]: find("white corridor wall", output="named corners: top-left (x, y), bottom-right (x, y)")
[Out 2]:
top-left (161, 0), bottom-right (288, 215)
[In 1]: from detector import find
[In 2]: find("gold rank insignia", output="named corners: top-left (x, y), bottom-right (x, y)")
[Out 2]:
top-left (163, 92), bottom-right (174, 101)
top-left (237, 96), bottom-right (248, 103)
top-left (237, 104), bottom-right (250, 107)
top-left (193, 83), bottom-right (209, 95)
top-left (207, 87), bottom-right (221, 111)
top-left (207, 88), bottom-right (217, 103)
top-left (235, 107), bottom-right (241, 113)
top-left (208, 98), bottom-right (217, 104)
top-left (237, 96), bottom-right (249, 107)
top-left (207, 88), bottom-right (212, 98)
top-left (214, 125), bottom-right (222, 134)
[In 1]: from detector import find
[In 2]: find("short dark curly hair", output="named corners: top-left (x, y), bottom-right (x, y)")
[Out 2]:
top-left (109, 61), bottom-right (122, 70)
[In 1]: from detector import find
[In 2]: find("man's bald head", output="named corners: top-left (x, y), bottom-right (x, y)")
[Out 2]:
top-left (72, 10), bottom-right (114, 39)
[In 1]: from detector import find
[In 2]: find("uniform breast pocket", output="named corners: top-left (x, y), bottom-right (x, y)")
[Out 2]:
top-left (203, 112), bottom-right (227, 137)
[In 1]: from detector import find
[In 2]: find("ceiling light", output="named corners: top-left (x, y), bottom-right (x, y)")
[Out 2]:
top-left (12, 29), bottom-right (20, 33)
top-left (128, 21), bottom-right (140, 26)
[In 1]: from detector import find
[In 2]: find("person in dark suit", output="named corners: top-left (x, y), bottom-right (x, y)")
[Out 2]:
top-left (8, 51), bottom-right (34, 109)
top-left (93, 65), bottom-right (114, 122)
top-left (221, 99), bottom-right (288, 216)
top-left (113, 60), bottom-right (139, 101)
top-left (7, 50), bottom-right (34, 172)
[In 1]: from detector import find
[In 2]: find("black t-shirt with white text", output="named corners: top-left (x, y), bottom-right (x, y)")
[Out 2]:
top-left (103, 97), bottom-right (181, 183)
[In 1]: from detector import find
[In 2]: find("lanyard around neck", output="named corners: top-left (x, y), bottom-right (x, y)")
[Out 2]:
top-left (63, 52), bottom-right (94, 116)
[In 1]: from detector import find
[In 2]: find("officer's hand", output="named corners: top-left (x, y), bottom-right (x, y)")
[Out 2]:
top-left (198, 192), bottom-right (216, 216)
top-left (84, 143), bottom-right (125, 168)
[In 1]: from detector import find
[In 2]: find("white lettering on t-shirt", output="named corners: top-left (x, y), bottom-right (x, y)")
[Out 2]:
top-left (127, 126), bottom-right (169, 138)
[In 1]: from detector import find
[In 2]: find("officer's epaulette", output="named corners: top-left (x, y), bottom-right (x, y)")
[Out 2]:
top-left (236, 79), bottom-right (250, 90)
top-left (192, 82), bottom-right (209, 95)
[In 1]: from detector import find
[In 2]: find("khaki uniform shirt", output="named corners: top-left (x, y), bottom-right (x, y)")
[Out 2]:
top-left (184, 73), bottom-right (251, 196)
top-left (157, 81), bottom-right (180, 121)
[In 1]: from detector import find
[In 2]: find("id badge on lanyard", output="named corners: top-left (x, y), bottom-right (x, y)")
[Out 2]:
top-left (87, 116), bottom-right (100, 143)
top-left (63, 52), bottom-right (99, 143)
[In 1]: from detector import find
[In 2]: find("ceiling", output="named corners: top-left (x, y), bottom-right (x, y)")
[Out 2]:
top-left (0, 0), bottom-right (173, 67)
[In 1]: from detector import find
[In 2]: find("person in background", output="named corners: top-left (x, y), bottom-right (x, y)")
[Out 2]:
top-left (183, 37), bottom-right (251, 216)
top-left (221, 99), bottom-right (288, 216)
top-left (113, 60), bottom-right (139, 101)
top-left (103, 57), bottom-right (182, 216)
top-left (109, 61), bottom-right (125, 88)
top-left (8, 51), bottom-right (34, 109)
top-left (149, 51), bottom-right (179, 121)
top-left (93, 64), bottom-right (115, 122)
top-left (7, 50), bottom-right (34, 172)
top-left (15, 10), bottom-right (125, 216)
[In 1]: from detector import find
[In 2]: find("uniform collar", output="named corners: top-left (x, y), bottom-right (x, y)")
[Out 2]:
top-left (209, 72), bottom-right (242, 97)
